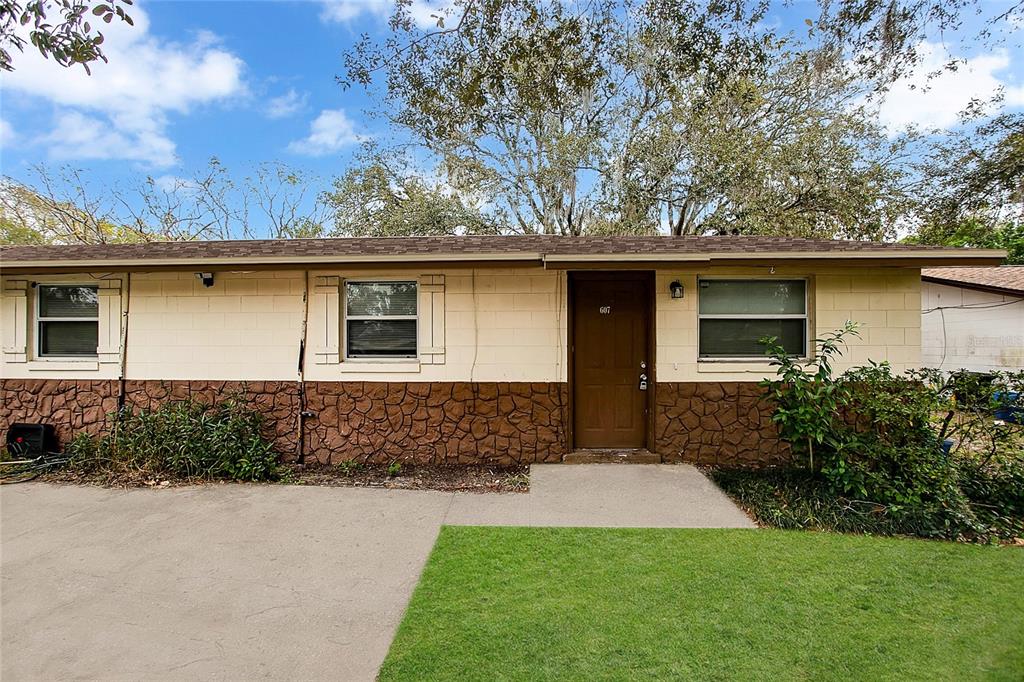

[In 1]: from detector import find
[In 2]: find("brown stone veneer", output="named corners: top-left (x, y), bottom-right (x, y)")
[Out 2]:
top-left (303, 382), bottom-right (569, 465)
top-left (2, 379), bottom-right (785, 466)
top-left (654, 382), bottom-right (790, 466)
top-left (0, 379), bottom-right (120, 448)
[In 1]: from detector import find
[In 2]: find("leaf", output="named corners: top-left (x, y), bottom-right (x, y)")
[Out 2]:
top-left (92, 4), bottom-right (110, 15)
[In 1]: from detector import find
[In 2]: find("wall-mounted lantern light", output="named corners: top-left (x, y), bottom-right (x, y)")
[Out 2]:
top-left (669, 280), bottom-right (684, 299)
top-left (195, 272), bottom-right (215, 288)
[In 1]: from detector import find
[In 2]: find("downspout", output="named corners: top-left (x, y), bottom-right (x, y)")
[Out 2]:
top-left (117, 272), bottom-right (131, 414)
top-left (296, 269), bottom-right (311, 465)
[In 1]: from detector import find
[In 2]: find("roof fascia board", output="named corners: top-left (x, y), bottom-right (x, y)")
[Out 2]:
top-left (542, 249), bottom-right (1007, 262)
top-left (1, 252), bottom-right (545, 270)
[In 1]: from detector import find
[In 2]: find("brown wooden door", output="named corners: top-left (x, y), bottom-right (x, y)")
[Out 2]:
top-left (572, 275), bottom-right (650, 449)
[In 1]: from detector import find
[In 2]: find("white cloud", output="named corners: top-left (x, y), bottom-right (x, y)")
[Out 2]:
top-left (152, 174), bottom-right (196, 193)
top-left (319, 0), bottom-right (453, 28)
top-left (265, 89), bottom-right (308, 119)
top-left (876, 42), bottom-right (1024, 134)
top-left (287, 109), bottom-right (365, 156)
top-left (0, 5), bottom-right (245, 167)
top-left (0, 118), bottom-right (15, 147)
top-left (320, 0), bottom-right (390, 22)
top-left (41, 111), bottom-right (176, 166)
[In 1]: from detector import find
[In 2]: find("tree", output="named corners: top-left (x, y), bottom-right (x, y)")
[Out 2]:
top-left (323, 149), bottom-right (500, 237)
top-left (342, 0), bottom-right (914, 237)
top-left (0, 0), bottom-right (134, 72)
top-left (602, 46), bottom-right (914, 238)
top-left (909, 113), bottom-right (1024, 263)
top-left (0, 160), bottom-right (330, 244)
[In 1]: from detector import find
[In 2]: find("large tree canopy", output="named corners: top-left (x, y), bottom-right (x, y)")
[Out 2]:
top-left (341, 0), bottom-right (936, 237)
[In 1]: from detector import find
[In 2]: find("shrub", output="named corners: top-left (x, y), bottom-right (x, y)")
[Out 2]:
top-left (756, 326), bottom-right (1024, 542)
top-left (64, 398), bottom-right (280, 482)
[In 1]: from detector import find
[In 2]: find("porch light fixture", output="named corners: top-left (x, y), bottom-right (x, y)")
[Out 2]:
top-left (669, 280), bottom-right (684, 299)
top-left (195, 272), bottom-right (215, 287)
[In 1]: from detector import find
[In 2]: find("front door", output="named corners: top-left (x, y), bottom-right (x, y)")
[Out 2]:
top-left (572, 274), bottom-right (650, 449)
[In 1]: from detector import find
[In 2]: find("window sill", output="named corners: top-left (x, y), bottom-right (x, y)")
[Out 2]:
top-left (27, 360), bottom-right (100, 372)
top-left (697, 358), bottom-right (811, 373)
top-left (338, 360), bottom-right (421, 374)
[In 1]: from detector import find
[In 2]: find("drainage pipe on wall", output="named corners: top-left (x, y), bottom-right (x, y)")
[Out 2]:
top-left (295, 269), bottom-right (311, 465)
top-left (117, 272), bottom-right (131, 413)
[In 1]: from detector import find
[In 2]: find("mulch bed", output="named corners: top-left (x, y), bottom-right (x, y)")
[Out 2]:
top-left (3, 457), bottom-right (530, 493)
top-left (282, 463), bottom-right (531, 493)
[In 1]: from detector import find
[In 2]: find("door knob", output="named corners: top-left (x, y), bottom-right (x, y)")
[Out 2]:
top-left (639, 373), bottom-right (648, 391)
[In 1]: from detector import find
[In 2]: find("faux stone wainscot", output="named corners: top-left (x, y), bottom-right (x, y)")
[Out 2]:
top-left (655, 382), bottom-right (789, 466)
top-left (0, 379), bottom-right (120, 448)
top-left (3, 379), bottom-right (788, 467)
top-left (303, 382), bottom-right (569, 466)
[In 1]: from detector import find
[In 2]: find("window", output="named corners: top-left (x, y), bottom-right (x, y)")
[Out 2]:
top-left (36, 285), bottom-right (99, 357)
top-left (698, 279), bottom-right (807, 359)
top-left (345, 281), bottom-right (418, 359)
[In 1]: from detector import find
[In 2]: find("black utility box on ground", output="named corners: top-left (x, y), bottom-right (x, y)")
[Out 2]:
top-left (5, 423), bottom-right (58, 457)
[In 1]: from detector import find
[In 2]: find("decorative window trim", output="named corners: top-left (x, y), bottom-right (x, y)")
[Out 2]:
top-left (343, 279), bottom-right (419, 361)
top-left (35, 283), bottom-right (101, 359)
top-left (696, 277), bottom-right (809, 361)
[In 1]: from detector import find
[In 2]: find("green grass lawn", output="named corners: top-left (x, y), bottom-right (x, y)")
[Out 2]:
top-left (380, 527), bottom-right (1024, 681)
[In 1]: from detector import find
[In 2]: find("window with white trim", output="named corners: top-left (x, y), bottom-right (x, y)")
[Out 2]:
top-left (697, 279), bottom-right (807, 359)
top-left (36, 285), bottom-right (100, 357)
top-left (344, 280), bottom-right (418, 359)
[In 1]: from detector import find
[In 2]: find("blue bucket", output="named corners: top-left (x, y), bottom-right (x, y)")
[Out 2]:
top-left (993, 391), bottom-right (1022, 424)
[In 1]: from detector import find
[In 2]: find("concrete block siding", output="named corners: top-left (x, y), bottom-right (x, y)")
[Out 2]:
top-left (0, 264), bottom-right (923, 465)
top-left (2, 265), bottom-right (921, 385)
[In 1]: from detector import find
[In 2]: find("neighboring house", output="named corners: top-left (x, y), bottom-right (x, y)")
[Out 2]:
top-left (921, 266), bottom-right (1024, 373)
top-left (0, 236), bottom-right (1004, 467)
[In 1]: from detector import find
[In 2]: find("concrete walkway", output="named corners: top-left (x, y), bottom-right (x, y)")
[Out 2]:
top-left (1, 464), bottom-right (751, 681)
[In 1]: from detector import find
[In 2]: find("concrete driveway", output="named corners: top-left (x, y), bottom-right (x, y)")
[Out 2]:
top-left (1, 464), bottom-right (751, 680)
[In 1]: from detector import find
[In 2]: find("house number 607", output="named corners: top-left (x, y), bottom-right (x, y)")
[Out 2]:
top-left (599, 306), bottom-right (611, 314)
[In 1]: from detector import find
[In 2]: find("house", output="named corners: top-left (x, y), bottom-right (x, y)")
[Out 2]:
top-left (921, 266), bottom-right (1024, 372)
top-left (0, 235), bottom-right (1005, 467)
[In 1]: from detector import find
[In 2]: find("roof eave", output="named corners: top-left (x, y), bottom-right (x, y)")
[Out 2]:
top-left (921, 275), bottom-right (1024, 298)
top-left (1, 247), bottom-right (1007, 272)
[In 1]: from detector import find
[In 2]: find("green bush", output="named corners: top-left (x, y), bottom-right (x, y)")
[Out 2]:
top-left (65, 398), bottom-right (280, 482)
top-left (756, 326), bottom-right (1023, 541)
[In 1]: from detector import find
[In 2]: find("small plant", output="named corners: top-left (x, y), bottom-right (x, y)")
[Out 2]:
top-left (760, 321), bottom-right (860, 472)
top-left (505, 471), bottom-right (530, 490)
top-left (386, 461), bottom-right (402, 478)
top-left (336, 459), bottom-right (362, 476)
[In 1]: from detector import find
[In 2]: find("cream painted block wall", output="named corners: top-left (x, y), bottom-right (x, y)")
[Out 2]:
top-left (4, 264), bottom-right (922, 384)
top-left (655, 266), bottom-right (922, 382)
top-left (304, 267), bottom-right (568, 383)
top-left (125, 271), bottom-right (304, 381)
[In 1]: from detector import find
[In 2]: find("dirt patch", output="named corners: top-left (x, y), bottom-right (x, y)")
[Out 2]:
top-left (282, 463), bottom-right (530, 493)
top-left (2, 455), bottom-right (530, 493)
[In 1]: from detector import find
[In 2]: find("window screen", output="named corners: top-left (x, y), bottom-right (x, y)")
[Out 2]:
top-left (345, 281), bottom-right (418, 359)
top-left (37, 285), bottom-right (99, 357)
top-left (698, 279), bottom-right (807, 358)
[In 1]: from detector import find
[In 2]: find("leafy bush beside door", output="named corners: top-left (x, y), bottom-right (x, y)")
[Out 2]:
top-left (737, 324), bottom-right (1024, 542)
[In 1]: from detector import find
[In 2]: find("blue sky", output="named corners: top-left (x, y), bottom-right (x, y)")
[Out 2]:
top-left (0, 0), bottom-right (1022, 236)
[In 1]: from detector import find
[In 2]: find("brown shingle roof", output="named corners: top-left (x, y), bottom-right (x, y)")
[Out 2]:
top-left (0, 234), bottom-right (1006, 268)
top-left (922, 266), bottom-right (1024, 296)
